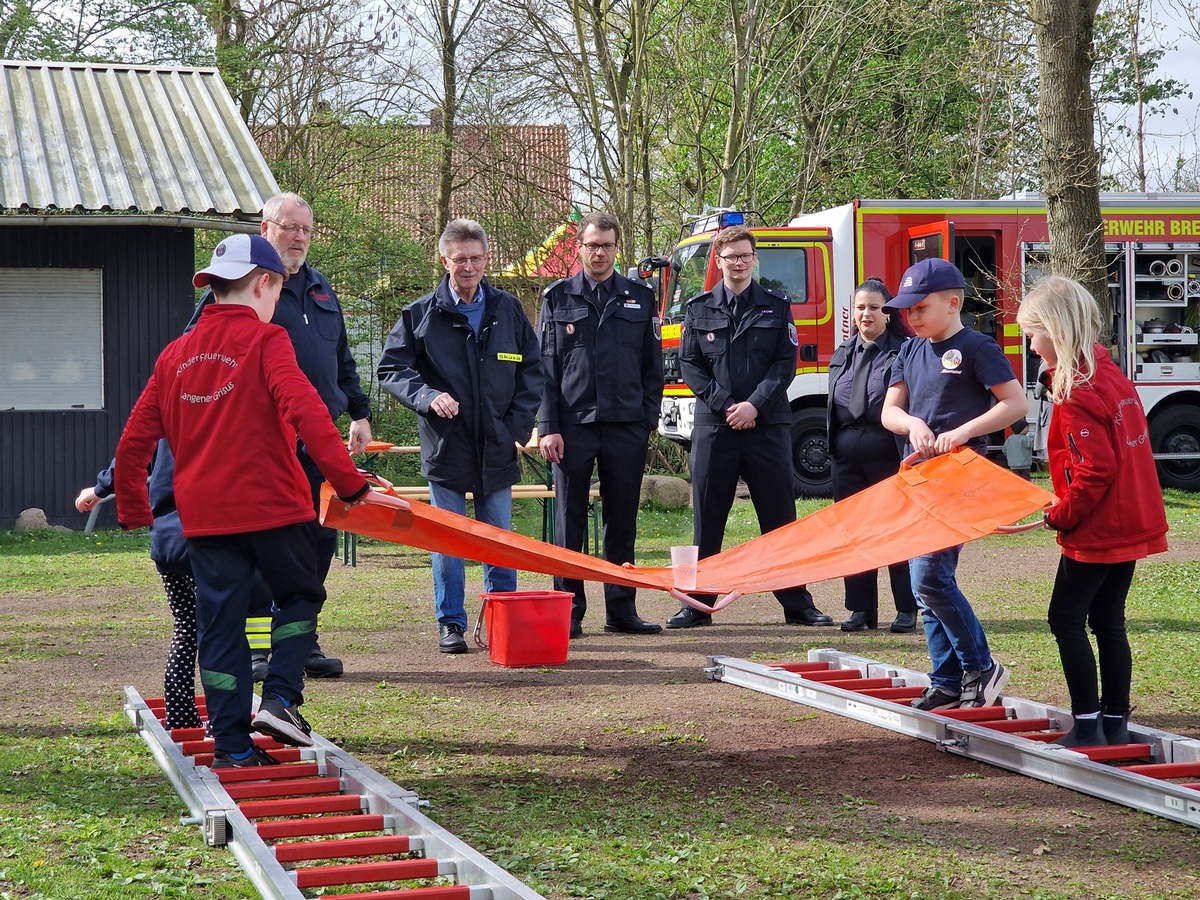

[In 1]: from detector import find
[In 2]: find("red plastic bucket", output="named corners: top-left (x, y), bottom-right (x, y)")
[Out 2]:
top-left (478, 591), bottom-right (574, 667)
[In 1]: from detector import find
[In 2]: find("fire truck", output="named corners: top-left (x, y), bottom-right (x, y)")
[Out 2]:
top-left (647, 194), bottom-right (1200, 496)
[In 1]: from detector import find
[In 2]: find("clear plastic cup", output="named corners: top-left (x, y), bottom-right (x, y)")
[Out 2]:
top-left (670, 545), bottom-right (699, 590)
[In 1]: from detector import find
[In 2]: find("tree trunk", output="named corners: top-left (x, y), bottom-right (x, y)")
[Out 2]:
top-left (1031, 0), bottom-right (1111, 331)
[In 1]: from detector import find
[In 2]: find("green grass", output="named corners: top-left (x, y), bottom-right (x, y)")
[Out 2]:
top-left (2, 490), bottom-right (1199, 899)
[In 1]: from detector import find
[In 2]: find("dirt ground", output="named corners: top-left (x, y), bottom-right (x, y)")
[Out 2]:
top-left (3, 534), bottom-right (1199, 897)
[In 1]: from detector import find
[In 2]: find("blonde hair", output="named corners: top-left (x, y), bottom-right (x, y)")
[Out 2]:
top-left (1016, 275), bottom-right (1101, 402)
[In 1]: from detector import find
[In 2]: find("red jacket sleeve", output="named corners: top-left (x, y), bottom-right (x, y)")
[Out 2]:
top-left (114, 373), bottom-right (165, 530)
top-left (262, 330), bottom-right (370, 502)
top-left (1045, 393), bottom-right (1117, 532)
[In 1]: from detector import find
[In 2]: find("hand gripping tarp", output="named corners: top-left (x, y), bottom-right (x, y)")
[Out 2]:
top-left (321, 448), bottom-right (1053, 614)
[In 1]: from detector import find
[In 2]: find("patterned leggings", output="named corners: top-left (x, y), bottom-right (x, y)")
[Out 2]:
top-left (159, 570), bottom-right (204, 731)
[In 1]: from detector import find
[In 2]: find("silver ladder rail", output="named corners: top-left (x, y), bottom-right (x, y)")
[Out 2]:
top-left (123, 686), bottom-right (547, 900)
top-left (706, 652), bottom-right (1200, 829)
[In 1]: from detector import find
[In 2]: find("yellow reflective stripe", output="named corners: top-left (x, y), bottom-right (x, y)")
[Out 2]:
top-left (1004, 345), bottom-right (1022, 355)
top-left (245, 616), bottom-right (272, 651)
top-left (1003, 323), bottom-right (1021, 337)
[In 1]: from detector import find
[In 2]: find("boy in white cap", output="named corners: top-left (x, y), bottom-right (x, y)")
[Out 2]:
top-left (115, 234), bottom-right (370, 767)
top-left (880, 258), bottom-right (1027, 710)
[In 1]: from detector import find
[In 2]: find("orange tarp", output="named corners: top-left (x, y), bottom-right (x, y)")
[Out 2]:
top-left (322, 449), bottom-right (1053, 609)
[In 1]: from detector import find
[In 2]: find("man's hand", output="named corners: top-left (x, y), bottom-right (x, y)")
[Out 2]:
top-left (75, 487), bottom-right (100, 513)
top-left (725, 401), bottom-right (758, 430)
top-left (430, 392), bottom-right (460, 419)
top-left (347, 418), bottom-right (373, 454)
top-left (539, 432), bottom-right (565, 463)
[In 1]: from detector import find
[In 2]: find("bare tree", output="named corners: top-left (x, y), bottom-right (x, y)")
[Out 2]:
top-left (1030, 0), bottom-right (1111, 323)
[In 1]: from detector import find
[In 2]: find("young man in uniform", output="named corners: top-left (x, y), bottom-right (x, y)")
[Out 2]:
top-left (669, 225), bottom-right (832, 628)
top-left (538, 212), bottom-right (664, 638)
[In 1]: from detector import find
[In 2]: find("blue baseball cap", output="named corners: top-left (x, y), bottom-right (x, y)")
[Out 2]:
top-left (883, 258), bottom-right (966, 311)
top-left (193, 234), bottom-right (287, 287)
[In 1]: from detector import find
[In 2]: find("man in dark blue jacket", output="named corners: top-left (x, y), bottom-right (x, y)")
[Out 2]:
top-left (192, 192), bottom-right (372, 678)
top-left (537, 211), bottom-right (664, 638)
top-left (377, 219), bottom-right (544, 653)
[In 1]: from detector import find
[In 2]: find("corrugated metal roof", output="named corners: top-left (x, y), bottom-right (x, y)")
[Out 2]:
top-left (0, 60), bottom-right (279, 218)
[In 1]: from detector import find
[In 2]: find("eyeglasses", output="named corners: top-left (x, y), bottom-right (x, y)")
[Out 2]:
top-left (580, 242), bottom-right (617, 253)
top-left (719, 252), bottom-right (756, 264)
top-left (447, 255), bottom-right (486, 267)
top-left (266, 219), bottom-right (314, 237)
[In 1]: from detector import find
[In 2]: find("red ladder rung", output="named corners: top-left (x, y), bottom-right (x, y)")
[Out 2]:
top-left (936, 706), bottom-right (1010, 722)
top-left (179, 735), bottom-right (286, 756)
top-left (195, 748), bottom-right (304, 769)
top-left (240, 793), bottom-right (364, 819)
top-left (213, 760), bottom-right (319, 783)
top-left (257, 813), bottom-right (387, 840)
top-left (838, 677), bottom-right (900, 690)
top-left (294, 858), bottom-right (441, 889)
top-left (799, 668), bottom-right (869, 683)
top-left (1121, 761), bottom-right (1200, 778)
top-left (769, 662), bottom-right (833, 673)
top-left (274, 834), bottom-right (413, 863)
top-left (224, 777), bottom-right (342, 801)
top-left (1070, 743), bottom-right (1155, 763)
top-left (977, 717), bottom-right (1053, 733)
top-left (858, 686), bottom-right (925, 700)
top-left (170, 727), bottom-right (208, 741)
top-left (319, 886), bottom-right (472, 900)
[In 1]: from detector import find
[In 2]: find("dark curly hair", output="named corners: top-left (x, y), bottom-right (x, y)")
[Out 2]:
top-left (855, 277), bottom-right (907, 337)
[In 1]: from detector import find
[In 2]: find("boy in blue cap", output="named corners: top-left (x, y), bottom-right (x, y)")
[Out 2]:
top-left (115, 234), bottom-right (370, 767)
top-left (881, 258), bottom-right (1027, 710)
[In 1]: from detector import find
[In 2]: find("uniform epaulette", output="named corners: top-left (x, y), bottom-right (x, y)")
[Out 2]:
top-left (687, 291), bottom-right (714, 305)
top-left (761, 285), bottom-right (789, 303)
top-left (542, 278), bottom-right (567, 297)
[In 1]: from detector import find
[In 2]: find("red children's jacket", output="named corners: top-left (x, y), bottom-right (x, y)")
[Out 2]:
top-left (1043, 345), bottom-right (1167, 557)
top-left (116, 304), bottom-right (368, 536)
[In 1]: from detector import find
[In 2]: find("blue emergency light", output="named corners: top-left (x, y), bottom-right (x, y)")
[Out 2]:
top-left (718, 211), bottom-right (745, 228)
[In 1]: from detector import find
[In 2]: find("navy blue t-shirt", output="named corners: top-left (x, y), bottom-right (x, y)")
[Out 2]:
top-left (889, 327), bottom-right (1016, 454)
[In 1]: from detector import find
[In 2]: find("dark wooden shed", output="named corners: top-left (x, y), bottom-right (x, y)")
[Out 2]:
top-left (0, 60), bottom-right (279, 529)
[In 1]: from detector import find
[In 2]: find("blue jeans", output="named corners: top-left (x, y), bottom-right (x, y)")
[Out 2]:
top-left (428, 481), bottom-right (516, 629)
top-left (909, 545), bottom-right (993, 691)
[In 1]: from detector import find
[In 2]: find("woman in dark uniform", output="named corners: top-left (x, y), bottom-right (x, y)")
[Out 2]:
top-left (826, 278), bottom-right (919, 632)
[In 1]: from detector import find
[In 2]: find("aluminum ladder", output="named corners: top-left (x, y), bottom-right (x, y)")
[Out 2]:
top-left (707, 651), bottom-right (1200, 829)
top-left (123, 686), bottom-right (548, 900)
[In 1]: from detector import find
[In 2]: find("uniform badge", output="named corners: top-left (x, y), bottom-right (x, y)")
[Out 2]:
top-left (787, 323), bottom-right (798, 347)
top-left (566, 323), bottom-right (575, 335)
top-left (706, 332), bottom-right (715, 342)
top-left (652, 316), bottom-right (661, 341)
top-left (941, 349), bottom-right (962, 370)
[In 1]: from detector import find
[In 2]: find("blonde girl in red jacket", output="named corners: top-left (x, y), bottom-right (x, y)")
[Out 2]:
top-left (1017, 276), bottom-right (1168, 748)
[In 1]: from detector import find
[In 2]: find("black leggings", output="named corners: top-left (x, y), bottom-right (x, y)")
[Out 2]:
top-left (1046, 556), bottom-right (1135, 716)
top-left (159, 570), bottom-right (204, 731)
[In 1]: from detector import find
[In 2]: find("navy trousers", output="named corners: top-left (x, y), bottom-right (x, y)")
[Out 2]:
top-left (552, 421), bottom-right (650, 622)
top-left (189, 521), bottom-right (326, 755)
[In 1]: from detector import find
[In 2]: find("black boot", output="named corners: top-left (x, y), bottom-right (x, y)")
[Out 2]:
top-left (889, 610), bottom-right (918, 633)
top-left (1054, 712), bottom-right (1105, 748)
top-left (1102, 708), bottom-right (1132, 745)
top-left (840, 610), bottom-right (877, 632)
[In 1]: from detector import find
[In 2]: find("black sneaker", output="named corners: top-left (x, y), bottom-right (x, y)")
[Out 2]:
top-left (959, 662), bottom-right (1009, 708)
top-left (911, 686), bottom-right (962, 711)
top-left (252, 695), bottom-right (314, 747)
top-left (211, 746), bottom-right (280, 769)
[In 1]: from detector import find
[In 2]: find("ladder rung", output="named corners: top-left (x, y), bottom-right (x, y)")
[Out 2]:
top-left (1073, 743), bottom-right (1154, 763)
top-left (179, 735), bottom-right (285, 756)
top-left (225, 777), bottom-right (342, 801)
top-left (257, 813), bottom-right (387, 840)
top-left (798, 668), bottom-right (868, 683)
top-left (1122, 761), bottom-right (1200, 778)
top-left (977, 717), bottom-right (1053, 733)
top-left (294, 858), bottom-right (441, 889)
top-left (837, 677), bottom-right (899, 690)
top-left (240, 793), bottom-right (364, 819)
top-left (200, 749), bottom-right (304, 771)
top-left (320, 886), bottom-right (474, 900)
top-left (936, 706), bottom-right (1010, 722)
top-left (274, 834), bottom-right (413, 862)
top-left (769, 662), bottom-right (832, 673)
top-left (213, 760), bottom-right (320, 783)
top-left (855, 686), bottom-right (925, 700)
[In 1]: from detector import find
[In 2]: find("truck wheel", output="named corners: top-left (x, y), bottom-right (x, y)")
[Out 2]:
top-left (1149, 404), bottom-right (1200, 491)
top-left (790, 407), bottom-right (832, 498)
